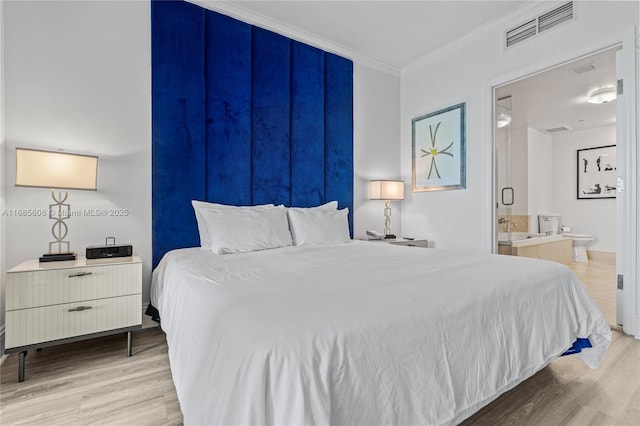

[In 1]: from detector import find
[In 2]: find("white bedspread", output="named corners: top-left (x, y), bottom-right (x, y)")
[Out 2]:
top-left (151, 241), bottom-right (610, 425)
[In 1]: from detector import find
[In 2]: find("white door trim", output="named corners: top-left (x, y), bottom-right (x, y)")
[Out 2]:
top-left (617, 28), bottom-right (638, 337)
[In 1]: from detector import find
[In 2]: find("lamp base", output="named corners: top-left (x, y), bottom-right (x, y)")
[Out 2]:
top-left (384, 234), bottom-right (397, 239)
top-left (39, 252), bottom-right (77, 263)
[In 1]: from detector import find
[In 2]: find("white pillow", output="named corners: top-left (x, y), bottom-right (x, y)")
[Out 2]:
top-left (192, 200), bottom-right (275, 249)
top-left (285, 201), bottom-right (338, 210)
top-left (201, 207), bottom-right (293, 254)
top-left (287, 208), bottom-right (350, 246)
top-left (310, 200), bottom-right (338, 210)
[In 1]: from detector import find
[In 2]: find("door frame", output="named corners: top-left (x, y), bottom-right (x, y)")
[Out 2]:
top-left (485, 27), bottom-right (638, 337)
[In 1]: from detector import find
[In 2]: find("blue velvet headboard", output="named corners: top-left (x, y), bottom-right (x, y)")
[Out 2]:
top-left (151, 1), bottom-right (354, 266)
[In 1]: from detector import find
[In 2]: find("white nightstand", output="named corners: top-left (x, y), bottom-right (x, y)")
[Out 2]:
top-left (363, 238), bottom-right (429, 248)
top-left (4, 256), bottom-right (142, 382)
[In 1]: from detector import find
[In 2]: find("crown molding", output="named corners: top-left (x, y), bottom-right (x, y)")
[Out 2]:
top-left (402, 1), bottom-right (552, 75)
top-left (187, 0), bottom-right (400, 77)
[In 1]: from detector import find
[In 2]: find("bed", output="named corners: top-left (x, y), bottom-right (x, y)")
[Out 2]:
top-left (151, 233), bottom-right (610, 425)
top-left (151, 7), bottom-right (609, 420)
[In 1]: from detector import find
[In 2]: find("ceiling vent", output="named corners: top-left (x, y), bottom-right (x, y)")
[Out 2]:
top-left (505, 2), bottom-right (574, 48)
top-left (545, 126), bottom-right (572, 134)
top-left (570, 63), bottom-right (596, 75)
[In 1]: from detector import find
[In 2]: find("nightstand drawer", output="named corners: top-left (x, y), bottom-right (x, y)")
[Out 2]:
top-left (5, 293), bottom-right (142, 349)
top-left (6, 262), bottom-right (141, 310)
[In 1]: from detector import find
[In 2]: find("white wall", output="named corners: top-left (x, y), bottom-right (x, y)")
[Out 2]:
top-left (353, 63), bottom-right (401, 238)
top-left (552, 124), bottom-right (616, 253)
top-left (3, 1), bottom-right (152, 302)
top-left (401, 1), bottom-right (638, 252)
top-left (527, 127), bottom-right (553, 229)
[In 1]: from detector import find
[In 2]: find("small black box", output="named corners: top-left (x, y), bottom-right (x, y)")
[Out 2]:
top-left (39, 252), bottom-right (77, 263)
top-left (86, 244), bottom-right (133, 259)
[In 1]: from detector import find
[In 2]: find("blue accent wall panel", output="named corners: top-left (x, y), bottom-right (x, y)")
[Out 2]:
top-left (152, 2), bottom-right (353, 265)
top-left (291, 42), bottom-right (325, 207)
top-left (205, 11), bottom-right (252, 205)
top-left (152, 0), bottom-right (206, 266)
top-left (325, 53), bottom-right (354, 233)
top-left (251, 28), bottom-right (291, 206)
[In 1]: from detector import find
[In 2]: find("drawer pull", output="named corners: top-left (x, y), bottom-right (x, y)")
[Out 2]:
top-left (69, 272), bottom-right (92, 278)
top-left (68, 306), bottom-right (92, 312)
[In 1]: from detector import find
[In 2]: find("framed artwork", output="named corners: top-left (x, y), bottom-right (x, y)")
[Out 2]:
top-left (577, 145), bottom-right (616, 199)
top-left (412, 102), bottom-right (466, 192)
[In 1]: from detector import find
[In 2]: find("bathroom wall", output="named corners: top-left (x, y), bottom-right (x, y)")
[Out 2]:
top-left (527, 127), bottom-right (553, 231)
top-left (496, 125), bottom-right (552, 233)
top-left (552, 124), bottom-right (616, 253)
top-left (496, 125), bottom-right (528, 219)
top-left (510, 127), bottom-right (529, 217)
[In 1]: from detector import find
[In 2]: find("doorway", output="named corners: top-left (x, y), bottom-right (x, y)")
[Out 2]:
top-left (494, 47), bottom-right (619, 325)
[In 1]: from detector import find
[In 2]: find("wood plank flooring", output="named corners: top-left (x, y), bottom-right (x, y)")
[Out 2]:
top-left (1, 260), bottom-right (638, 425)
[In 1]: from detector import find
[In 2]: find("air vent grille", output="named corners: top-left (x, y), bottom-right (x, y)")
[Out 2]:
top-left (545, 126), bottom-right (572, 134)
top-left (506, 19), bottom-right (537, 47)
top-left (505, 2), bottom-right (574, 48)
top-left (538, 2), bottom-right (574, 33)
top-left (570, 63), bottom-right (595, 75)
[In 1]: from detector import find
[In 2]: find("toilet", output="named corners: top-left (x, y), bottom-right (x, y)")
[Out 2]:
top-left (538, 213), bottom-right (561, 235)
top-left (561, 233), bottom-right (595, 263)
top-left (538, 213), bottom-right (594, 263)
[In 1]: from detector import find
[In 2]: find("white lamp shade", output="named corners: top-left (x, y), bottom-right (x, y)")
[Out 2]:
top-left (16, 148), bottom-right (98, 190)
top-left (370, 180), bottom-right (404, 200)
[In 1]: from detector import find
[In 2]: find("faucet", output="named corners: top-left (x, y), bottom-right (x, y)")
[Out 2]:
top-left (498, 217), bottom-right (518, 228)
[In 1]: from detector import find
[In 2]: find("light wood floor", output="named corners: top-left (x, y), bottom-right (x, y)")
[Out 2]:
top-left (1, 261), bottom-right (638, 425)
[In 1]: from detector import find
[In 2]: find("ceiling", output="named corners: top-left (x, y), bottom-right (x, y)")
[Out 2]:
top-left (195, 1), bottom-right (616, 134)
top-left (496, 48), bottom-right (618, 134)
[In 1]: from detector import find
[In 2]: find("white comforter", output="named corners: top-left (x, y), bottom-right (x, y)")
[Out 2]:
top-left (151, 241), bottom-right (610, 426)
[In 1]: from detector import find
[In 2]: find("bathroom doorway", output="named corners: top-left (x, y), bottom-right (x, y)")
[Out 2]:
top-left (494, 47), bottom-right (619, 325)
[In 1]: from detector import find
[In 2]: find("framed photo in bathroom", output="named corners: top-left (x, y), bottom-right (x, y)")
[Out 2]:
top-left (411, 102), bottom-right (466, 192)
top-left (577, 145), bottom-right (616, 199)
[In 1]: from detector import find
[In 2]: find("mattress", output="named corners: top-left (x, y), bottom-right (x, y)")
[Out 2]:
top-left (151, 241), bottom-right (611, 425)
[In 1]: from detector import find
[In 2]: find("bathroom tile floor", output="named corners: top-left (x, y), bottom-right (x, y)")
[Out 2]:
top-left (567, 259), bottom-right (617, 327)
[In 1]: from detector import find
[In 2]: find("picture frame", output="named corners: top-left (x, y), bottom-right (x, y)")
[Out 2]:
top-left (412, 102), bottom-right (466, 192)
top-left (577, 145), bottom-right (616, 199)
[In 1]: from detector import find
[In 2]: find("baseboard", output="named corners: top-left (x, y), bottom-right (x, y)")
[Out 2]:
top-left (587, 250), bottom-right (616, 265)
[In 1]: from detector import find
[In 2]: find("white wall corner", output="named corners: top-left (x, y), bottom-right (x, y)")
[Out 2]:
top-left (353, 63), bottom-right (402, 238)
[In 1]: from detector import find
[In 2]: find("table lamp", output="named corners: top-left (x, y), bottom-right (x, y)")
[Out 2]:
top-left (369, 180), bottom-right (404, 239)
top-left (15, 148), bottom-right (98, 262)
